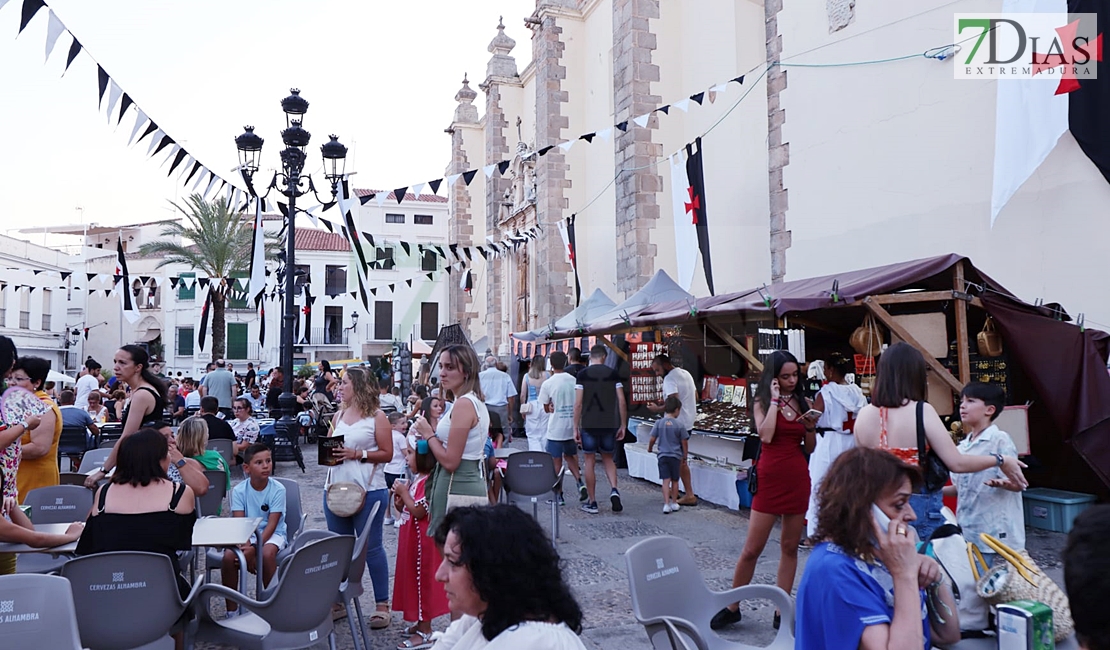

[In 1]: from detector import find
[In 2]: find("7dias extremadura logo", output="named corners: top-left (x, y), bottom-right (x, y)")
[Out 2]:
top-left (955, 13), bottom-right (1101, 90)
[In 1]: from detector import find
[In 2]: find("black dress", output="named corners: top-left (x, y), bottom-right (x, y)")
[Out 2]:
top-left (76, 481), bottom-right (196, 596)
top-left (120, 386), bottom-right (167, 430)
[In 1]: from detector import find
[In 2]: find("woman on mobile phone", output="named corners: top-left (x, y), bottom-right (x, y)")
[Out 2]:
top-left (711, 350), bottom-right (816, 631)
top-left (795, 447), bottom-right (959, 649)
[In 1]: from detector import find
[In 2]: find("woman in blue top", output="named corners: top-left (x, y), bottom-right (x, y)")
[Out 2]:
top-left (795, 447), bottom-right (959, 649)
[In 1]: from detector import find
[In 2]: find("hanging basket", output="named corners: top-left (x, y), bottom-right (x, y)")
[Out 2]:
top-left (977, 317), bottom-right (1004, 357)
top-left (850, 314), bottom-right (886, 357)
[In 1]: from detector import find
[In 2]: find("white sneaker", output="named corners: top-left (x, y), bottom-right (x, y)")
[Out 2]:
top-left (393, 519), bottom-right (403, 528)
top-left (671, 502), bottom-right (681, 512)
top-left (383, 517), bottom-right (395, 526)
top-left (663, 503), bottom-right (673, 514)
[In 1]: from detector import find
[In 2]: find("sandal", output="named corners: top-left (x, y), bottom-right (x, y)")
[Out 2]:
top-left (369, 609), bottom-right (391, 629)
top-left (397, 631), bottom-right (434, 650)
top-left (331, 604), bottom-right (347, 621)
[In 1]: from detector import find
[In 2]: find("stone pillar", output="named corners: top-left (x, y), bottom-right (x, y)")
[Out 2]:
top-left (766, 0), bottom-right (790, 283)
top-left (529, 3), bottom-right (575, 323)
top-left (612, 0), bottom-right (662, 298)
top-left (446, 76), bottom-right (480, 332)
top-left (480, 19), bottom-right (520, 352)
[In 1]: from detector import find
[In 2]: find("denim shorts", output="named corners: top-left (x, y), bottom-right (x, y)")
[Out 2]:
top-left (546, 438), bottom-right (579, 458)
top-left (580, 428), bottom-right (617, 454)
top-left (909, 489), bottom-right (945, 541)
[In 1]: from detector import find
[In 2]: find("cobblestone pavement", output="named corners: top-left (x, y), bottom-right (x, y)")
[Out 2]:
top-left (197, 437), bottom-right (1071, 649)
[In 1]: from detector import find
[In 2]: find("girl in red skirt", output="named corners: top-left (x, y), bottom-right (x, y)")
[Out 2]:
top-left (391, 440), bottom-right (449, 649)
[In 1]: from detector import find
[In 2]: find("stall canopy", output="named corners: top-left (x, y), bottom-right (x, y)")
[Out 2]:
top-left (554, 269), bottom-right (694, 338)
top-left (512, 288), bottom-right (616, 342)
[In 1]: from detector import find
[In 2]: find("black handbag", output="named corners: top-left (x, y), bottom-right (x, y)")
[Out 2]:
top-left (916, 401), bottom-right (950, 492)
top-left (746, 438), bottom-right (761, 495)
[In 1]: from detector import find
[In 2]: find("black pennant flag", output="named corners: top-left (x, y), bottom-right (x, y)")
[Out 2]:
top-left (497, 160), bottom-right (511, 175)
top-left (185, 161), bottom-right (203, 185)
top-left (370, 288), bottom-right (377, 296)
top-left (153, 135), bottom-right (175, 156)
top-left (256, 294), bottom-right (266, 347)
top-left (406, 279), bottom-right (412, 287)
top-left (393, 188), bottom-right (407, 204)
top-left (731, 75), bottom-right (745, 85)
top-left (462, 170), bottom-right (477, 185)
top-left (657, 105), bottom-right (670, 115)
top-left (434, 245), bottom-right (446, 259)
top-left (537, 145), bottom-right (554, 156)
top-left (400, 241), bottom-right (411, 257)
top-left (361, 232), bottom-right (375, 247)
top-left (463, 247), bottom-right (473, 261)
top-left (198, 288), bottom-right (212, 351)
top-left (321, 219), bottom-right (334, 233)
top-left (388, 284), bottom-right (395, 293)
top-left (428, 178), bottom-right (443, 195)
top-left (566, 215), bottom-right (582, 306)
top-left (1067, 1), bottom-right (1110, 183)
top-left (358, 194), bottom-right (374, 205)
top-left (169, 277), bottom-right (180, 290)
top-left (97, 66), bottom-right (110, 109)
top-left (86, 273), bottom-right (96, 282)
top-left (686, 137), bottom-right (715, 295)
top-left (116, 238), bottom-right (137, 316)
top-left (138, 121), bottom-right (159, 143)
top-left (426, 273), bottom-right (434, 281)
top-left (19, 0), bottom-right (45, 35)
top-left (449, 244), bottom-right (460, 261)
top-left (476, 245), bottom-right (487, 259)
top-left (690, 92), bottom-right (705, 105)
top-left (168, 149), bottom-right (189, 176)
top-left (198, 277), bottom-right (209, 289)
top-left (60, 271), bottom-right (71, 281)
top-left (616, 121), bottom-right (629, 132)
top-left (117, 93), bottom-right (133, 125)
top-left (579, 133), bottom-right (596, 143)
top-left (64, 39), bottom-right (81, 74)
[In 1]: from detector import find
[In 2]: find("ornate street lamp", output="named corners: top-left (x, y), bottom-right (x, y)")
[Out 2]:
top-left (235, 88), bottom-right (347, 463)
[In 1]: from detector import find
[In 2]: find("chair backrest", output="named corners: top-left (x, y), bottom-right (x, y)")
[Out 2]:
top-left (61, 551), bottom-right (185, 649)
top-left (625, 536), bottom-right (795, 650)
top-left (273, 477), bottom-right (303, 539)
top-left (0, 573), bottom-right (84, 649)
top-left (206, 439), bottom-right (235, 468)
top-left (98, 423), bottom-right (123, 441)
top-left (57, 472), bottom-right (88, 487)
top-left (196, 470), bottom-right (229, 517)
top-left (58, 426), bottom-right (90, 455)
top-left (78, 448), bottom-right (112, 474)
top-left (24, 485), bottom-right (94, 524)
top-left (261, 534), bottom-right (354, 632)
top-left (346, 500), bottom-right (382, 588)
top-left (503, 452), bottom-right (558, 497)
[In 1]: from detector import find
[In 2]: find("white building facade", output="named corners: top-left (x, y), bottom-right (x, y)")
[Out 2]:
top-left (0, 234), bottom-right (79, 374)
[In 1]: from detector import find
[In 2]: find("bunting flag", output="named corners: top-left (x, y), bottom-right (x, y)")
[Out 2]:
top-left (557, 217), bottom-right (582, 307)
top-left (116, 237), bottom-right (140, 323)
top-left (256, 293), bottom-right (266, 347)
top-left (460, 269), bottom-right (473, 294)
top-left (674, 137), bottom-right (714, 295)
top-left (197, 287), bottom-right (211, 351)
top-left (300, 284), bottom-right (315, 344)
top-left (669, 151), bottom-right (698, 292)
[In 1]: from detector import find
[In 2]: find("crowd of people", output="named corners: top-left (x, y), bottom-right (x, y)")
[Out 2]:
top-left (2, 331), bottom-right (1109, 650)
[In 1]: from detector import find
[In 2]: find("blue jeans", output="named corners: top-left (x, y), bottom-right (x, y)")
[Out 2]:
top-left (909, 489), bottom-right (945, 541)
top-left (323, 488), bottom-right (390, 603)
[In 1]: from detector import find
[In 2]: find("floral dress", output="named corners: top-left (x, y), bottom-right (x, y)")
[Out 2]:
top-left (392, 474), bottom-right (449, 622)
top-left (0, 381), bottom-right (21, 501)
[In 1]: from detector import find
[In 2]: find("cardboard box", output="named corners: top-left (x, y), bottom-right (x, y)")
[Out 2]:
top-left (997, 600), bottom-right (1054, 650)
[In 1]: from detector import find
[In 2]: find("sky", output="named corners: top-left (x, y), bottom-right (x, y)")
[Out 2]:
top-left (1, 0), bottom-right (534, 240)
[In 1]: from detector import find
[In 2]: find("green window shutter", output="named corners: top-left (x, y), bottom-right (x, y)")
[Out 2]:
top-left (227, 323), bottom-right (248, 359)
top-left (178, 272), bottom-right (196, 301)
top-left (177, 327), bottom-right (195, 357)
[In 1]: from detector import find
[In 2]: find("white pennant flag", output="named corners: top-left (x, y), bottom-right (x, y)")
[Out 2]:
top-left (161, 144), bottom-right (180, 167)
top-left (44, 10), bottom-right (65, 63)
top-left (411, 183), bottom-right (424, 199)
top-left (483, 164), bottom-right (496, 178)
top-left (106, 81), bottom-right (123, 124)
top-left (710, 83), bottom-right (728, 94)
top-left (375, 192), bottom-right (387, 207)
top-left (146, 129), bottom-right (165, 156)
top-left (248, 196), bottom-right (267, 300)
top-left (597, 128), bottom-right (613, 142)
top-left (558, 140), bottom-right (575, 153)
top-left (232, 188), bottom-right (243, 213)
top-left (632, 113), bottom-right (650, 128)
top-left (305, 204), bottom-right (320, 226)
top-left (446, 173), bottom-right (462, 187)
top-left (178, 155), bottom-right (194, 179)
top-left (191, 168), bottom-right (208, 193)
top-left (203, 174), bottom-right (219, 199)
top-left (128, 109), bottom-right (148, 146)
top-left (673, 98), bottom-right (691, 113)
top-left (335, 182), bottom-right (354, 218)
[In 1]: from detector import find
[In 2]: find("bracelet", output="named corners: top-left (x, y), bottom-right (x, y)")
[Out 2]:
top-left (993, 453), bottom-right (1004, 467)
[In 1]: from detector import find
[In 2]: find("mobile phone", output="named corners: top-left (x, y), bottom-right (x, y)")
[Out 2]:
top-left (802, 409), bottom-right (822, 420)
top-left (871, 504), bottom-right (892, 531)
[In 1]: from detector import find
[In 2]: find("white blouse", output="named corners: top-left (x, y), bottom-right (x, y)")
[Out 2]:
top-left (325, 413), bottom-right (387, 491)
top-left (434, 393), bottom-right (489, 461)
top-left (432, 615), bottom-right (587, 650)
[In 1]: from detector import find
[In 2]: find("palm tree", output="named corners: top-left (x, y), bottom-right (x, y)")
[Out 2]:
top-left (139, 193), bottom-right (280, 360)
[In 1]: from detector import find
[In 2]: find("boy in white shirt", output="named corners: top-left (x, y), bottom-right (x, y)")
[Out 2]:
top-left (945, 382), bottom-right (1025, 558)
top-left (384, 412), bottom-right (410, 526)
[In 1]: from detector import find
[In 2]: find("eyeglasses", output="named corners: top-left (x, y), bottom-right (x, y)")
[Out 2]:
top-left (9, 375), bottom-right (31, 383)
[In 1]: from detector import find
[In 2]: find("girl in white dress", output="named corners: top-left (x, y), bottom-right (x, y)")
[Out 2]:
top-left (519, 355), bottom-right (550, 453)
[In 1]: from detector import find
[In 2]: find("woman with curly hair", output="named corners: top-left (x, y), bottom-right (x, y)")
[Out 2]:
top-left (432, 504), bottom-right (586, 649)
top-left (795, 447), bottom-right (959, 648)
top-left (323, 365), bottom-right (393, 628)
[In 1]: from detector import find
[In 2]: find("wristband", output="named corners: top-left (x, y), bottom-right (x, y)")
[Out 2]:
top-left (993, 453), bottom-right (1004, 467)
top-left (19, 420), bottom-right (29, 430)
top-left (361, 449), bottom-right (368, 461)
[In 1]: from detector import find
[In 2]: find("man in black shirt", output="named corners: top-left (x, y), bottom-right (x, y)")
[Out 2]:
top-left (574, 344), bottom-right (628, 514)
top-left (565, 347), bottom-right (587, 378)
top-left (199, 396), bottom-right (236, 441)
top-left (244, 362), bottom-right (257, 389)
top-left (265, 367), bottom-right (284, 416)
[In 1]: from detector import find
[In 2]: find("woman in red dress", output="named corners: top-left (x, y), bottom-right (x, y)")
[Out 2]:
top-left (712, 350), bottom-right (817, 631)
top-left (392, 441), bottom-right (449, 649)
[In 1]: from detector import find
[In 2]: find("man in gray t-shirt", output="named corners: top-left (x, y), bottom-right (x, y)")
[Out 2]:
top-left (203, 359), bottom-right (236, 415)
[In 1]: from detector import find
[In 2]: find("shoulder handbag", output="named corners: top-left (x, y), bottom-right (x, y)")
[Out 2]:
top-left (326, 462), bottom-right (378, 518)
top-left (916, 401), bottom-right (950, 493)
top-left (922, 523), bottom-right (991, 633)
top-left (746, 439), bottom-right (761, 495)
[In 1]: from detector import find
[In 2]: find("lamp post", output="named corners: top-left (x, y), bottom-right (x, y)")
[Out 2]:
top-left (235, 89), bottom-right (347, 453)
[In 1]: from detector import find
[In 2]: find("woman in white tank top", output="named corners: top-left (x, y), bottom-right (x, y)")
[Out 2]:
top-left (520, 354), bottom-right (550, 452)
top-left (323, 366), bottom-right (394, 628)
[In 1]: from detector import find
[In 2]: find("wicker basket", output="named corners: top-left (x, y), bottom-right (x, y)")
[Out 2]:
top-left (850, 314), bottom-right (886, 357)
top-left (977, 317), bottom-right (1004, 357)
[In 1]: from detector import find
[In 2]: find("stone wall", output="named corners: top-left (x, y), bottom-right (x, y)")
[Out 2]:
top-left (612, 0), bottom-right (662, 298)
top-left (766, 0), bottom-right (790, 283)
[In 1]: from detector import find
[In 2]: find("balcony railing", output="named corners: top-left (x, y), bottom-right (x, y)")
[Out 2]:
top-left (304, 327), bottom-right (348, 346)
top-left (225, 342), bottom-right (261, 361)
